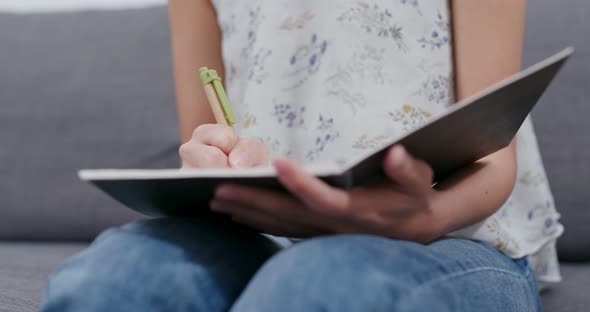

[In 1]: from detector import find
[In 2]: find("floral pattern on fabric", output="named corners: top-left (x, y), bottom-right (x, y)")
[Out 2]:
top-left (324, 45), bottom-right (388, 112)
top-left (388, 104), bottom-right (432, 132)
top-left (210, 0), bottom-right (563, 284)
top-left (418, 10), bottom-right (450, 50)
top-left (284, 33), bottom-right (329, 90)
top-left (337, 2), bottom-right (408, 51)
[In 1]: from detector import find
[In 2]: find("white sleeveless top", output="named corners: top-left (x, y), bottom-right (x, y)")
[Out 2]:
top-left (211, 0), bottom-right (563, 284)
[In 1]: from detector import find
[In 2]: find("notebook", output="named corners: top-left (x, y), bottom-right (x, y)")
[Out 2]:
top-left (79, 47), bottom-right (573, 217)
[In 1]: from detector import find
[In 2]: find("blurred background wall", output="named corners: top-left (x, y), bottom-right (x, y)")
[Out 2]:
top-left (0, 0), bottom-right (166, 13)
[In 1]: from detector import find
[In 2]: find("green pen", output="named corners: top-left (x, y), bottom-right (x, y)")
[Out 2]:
top-left (199, 67), bottom-right (236, 126)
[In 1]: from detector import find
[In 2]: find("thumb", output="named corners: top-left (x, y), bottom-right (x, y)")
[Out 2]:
top-left (228, 138), bottom-right (269, 168)
top-left (383, 145), bottom-right (433, 191)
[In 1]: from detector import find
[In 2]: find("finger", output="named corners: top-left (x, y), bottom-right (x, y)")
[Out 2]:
top-left (215, 184), bottom-right (336, 230)
top-left (348, 184), bottom-right (414, 228)
top-left (210, 199), bottom-right (317, 237)
top-left (192, 124), bottom-right (238, 154)
top-left (228, 138), bottom-right (269, 168)
top-left (179, 142), bottom-right (229, 169)
top-left (273, 157), bottom-right (350, 214)
top-left (383, 145), bottom-right (433, 191)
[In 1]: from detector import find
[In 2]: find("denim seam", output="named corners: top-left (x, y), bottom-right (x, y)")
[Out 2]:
top-left (405, 266), bottom-right (535, 310)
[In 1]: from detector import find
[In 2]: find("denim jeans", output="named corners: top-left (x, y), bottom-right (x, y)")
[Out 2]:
top-left (41, 217), bottom-right (541, 311)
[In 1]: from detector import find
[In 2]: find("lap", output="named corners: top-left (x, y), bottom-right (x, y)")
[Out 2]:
top-left (233, 235), bottom-right (541, 312)
top-left (42, 219), bottom-right (540, 312)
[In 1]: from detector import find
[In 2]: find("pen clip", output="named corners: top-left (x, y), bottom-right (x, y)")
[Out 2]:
top-left (199, 67), bottom-right (236, 125)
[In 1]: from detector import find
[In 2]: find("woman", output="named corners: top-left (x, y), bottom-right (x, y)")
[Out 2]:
top-left (42, 1), bottom-right (561, 311)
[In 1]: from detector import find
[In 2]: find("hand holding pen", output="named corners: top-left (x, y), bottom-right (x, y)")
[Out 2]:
top-left (179, 67), bottom-right (268, 169)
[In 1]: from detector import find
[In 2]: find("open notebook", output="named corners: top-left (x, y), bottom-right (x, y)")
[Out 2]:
top-left (80, 48), bottom-right (573, 217)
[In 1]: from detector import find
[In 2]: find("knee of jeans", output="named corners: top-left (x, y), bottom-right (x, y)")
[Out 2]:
top-left (235, 235), bottom-right (420, 310)
top-left (40, 225), bottom-right (221, 312)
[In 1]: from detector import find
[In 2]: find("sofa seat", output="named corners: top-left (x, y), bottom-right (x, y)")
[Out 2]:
top-left (541, 263), bottom-right (590, 312)
top-left (0, 242), bottom-right (87, 312)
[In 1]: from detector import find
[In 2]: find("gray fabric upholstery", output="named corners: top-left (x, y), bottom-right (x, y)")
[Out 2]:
top-left (0, 7), bottom-right (179, 240)
top-left (524, 0), bottom-right (590, 261)
top-left (541, 263), bottom-right (590, 312)
top-left (0, 242), bottom-right (87, 312)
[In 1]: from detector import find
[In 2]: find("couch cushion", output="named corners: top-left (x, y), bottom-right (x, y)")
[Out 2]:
top-left (541, 263), bottom-right (590, 312)
top-left (0, 6), bottom-right (179, 240)
top-left (0, 242), bottom-right (88, 312)
top-left (524, 0), bottom-right (590, 261)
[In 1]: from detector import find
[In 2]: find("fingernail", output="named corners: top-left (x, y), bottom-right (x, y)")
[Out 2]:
top-left (229, 149), bottom-right (252, 168)
top-left (394, 145), bottom-right (407, 160)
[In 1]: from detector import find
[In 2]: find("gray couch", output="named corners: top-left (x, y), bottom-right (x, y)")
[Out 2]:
top-left (0, 2), bottom-right (588, 311)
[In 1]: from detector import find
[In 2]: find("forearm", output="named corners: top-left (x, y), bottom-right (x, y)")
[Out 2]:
top-left (168, 0), bottom-right (224, 143)
top-left (430, 143), bottom-right (517, 236)
top-left (428, 0), bottom-right (526, 237)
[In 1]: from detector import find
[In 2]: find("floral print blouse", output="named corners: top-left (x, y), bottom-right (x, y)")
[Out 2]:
top-left (210, 0), bottom-right (563, 285)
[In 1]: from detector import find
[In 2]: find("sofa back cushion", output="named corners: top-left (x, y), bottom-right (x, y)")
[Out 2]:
top-left (0, 6), bottom-right (179, 240)
top-left (525, 0), bottom-right (590, 261)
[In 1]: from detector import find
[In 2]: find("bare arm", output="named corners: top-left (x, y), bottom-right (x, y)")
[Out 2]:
top-left (168, 0), bottom-right (224, 143)
top-left (430, 0), bottom-right (526, 235)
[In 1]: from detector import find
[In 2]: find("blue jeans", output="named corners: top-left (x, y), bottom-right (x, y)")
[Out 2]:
top-left (41, 218), bottom-right (541, 311)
